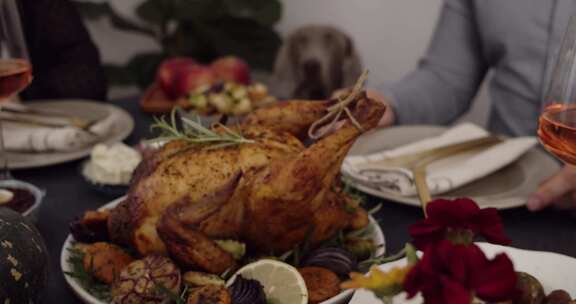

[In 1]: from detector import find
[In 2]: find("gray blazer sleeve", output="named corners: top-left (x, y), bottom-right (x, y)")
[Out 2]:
top-left (383, 0), bottom-right (489, 125)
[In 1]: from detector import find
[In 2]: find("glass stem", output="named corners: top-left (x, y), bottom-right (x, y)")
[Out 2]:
top-left (0, 107), bottom-right (11, 179)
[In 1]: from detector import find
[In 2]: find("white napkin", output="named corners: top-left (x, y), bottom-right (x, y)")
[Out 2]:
top-left (4, 110), bottom-right (121, 152)
top-left (342, 123), bottom-right (537, 196)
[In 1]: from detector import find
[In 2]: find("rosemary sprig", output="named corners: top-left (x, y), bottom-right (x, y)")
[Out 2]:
top-left (150, 108), bottom-right (254, 149)
top-left (64, 247), bottom-right (112, 302)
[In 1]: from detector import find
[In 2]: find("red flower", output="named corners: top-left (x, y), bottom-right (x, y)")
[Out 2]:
top-left (404, 240), bottom-right (517, 304)
top-left (409, 198), bottom-right (510, 250)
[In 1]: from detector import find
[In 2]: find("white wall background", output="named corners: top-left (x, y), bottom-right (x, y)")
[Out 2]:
top-left (85, 0), bottom-right (489, 125)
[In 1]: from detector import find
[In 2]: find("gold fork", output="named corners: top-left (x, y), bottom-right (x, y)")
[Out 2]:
top-left (409, 136), bottom-right (502, 216)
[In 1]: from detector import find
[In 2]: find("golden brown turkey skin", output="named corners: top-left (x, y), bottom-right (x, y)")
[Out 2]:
top-left (242, 96), bottom-right (386, 252)
top-left (108, 96), bottom-right (386, 273)
top-left (116, 126), bottom-right (304, 256)
top-left (244, 99), bottom-right (331, 140)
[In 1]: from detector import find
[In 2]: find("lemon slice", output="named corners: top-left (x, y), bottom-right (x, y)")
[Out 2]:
top-left (227, 259), bottom-right (308, 304)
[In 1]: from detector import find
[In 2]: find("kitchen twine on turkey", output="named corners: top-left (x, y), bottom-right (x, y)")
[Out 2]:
top-left (307, 70), bottom-right (368, 140)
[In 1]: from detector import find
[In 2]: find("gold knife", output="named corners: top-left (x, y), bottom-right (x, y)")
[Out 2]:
top-left (410, 136), bottom-right (502, 216)
top-left (356, 135), bottom-right (503, 171)
top-left (0, 111), bottom-right (95, 129)
top-left (0, 112), bottom-right (99, 136)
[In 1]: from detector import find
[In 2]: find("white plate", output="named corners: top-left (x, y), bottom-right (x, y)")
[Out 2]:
top-left (61, 196), bottom-right (386, 304)
top-left (346, 125), bottom-right (560, 209)
top-left (6, 100), bottom-right (134, 170)
top-left (350, 243), bottom-right (576, 303)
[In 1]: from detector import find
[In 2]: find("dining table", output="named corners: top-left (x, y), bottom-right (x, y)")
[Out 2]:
top-left (12, 97), bottom-right (576, 303)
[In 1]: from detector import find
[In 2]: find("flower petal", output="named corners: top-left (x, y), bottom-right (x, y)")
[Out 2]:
top-left (473, 253), bottom-right (517, 302)
top-left (440, 276), bottom-right (472, 304)
top-left (474, 208), bottom-right (511, 245)
top-left (404, 248), bottom-right (442, 298)
top-left (409, 221), bottom-right (445, 250)
top-left (404, 264), bottom-right (425, 298)
top-left (427, 198), bottom-right (480, 227)
top-left (436, 241), bottom-right (470, 283)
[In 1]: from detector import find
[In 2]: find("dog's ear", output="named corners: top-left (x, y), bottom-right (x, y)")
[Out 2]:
top-left (345, 36), bottom-right (355, 58)
top-left (342, 37), bottom-right (363, 87)
top-left (269, 35), bottom-right (298, 99)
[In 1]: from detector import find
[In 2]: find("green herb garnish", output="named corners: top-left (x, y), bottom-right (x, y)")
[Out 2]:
top-left (150, 108), bottom-right (254, 150)
top-left (343, 179), bottom-right (371, 205)
top-left (368, 203), bottom-right (383, 215)
top-left (64, 247), bottom-right (112, 302)
top-left (278, 250), bottom-right (294, 262)
top-left (220, 267), bottom-right (234, 280)
top-left (276, 225), bottom-right (316, 267)
top-left (155, 283), bottom-right (189, 304)
top-left (359, 247), bottom-right (407, 269)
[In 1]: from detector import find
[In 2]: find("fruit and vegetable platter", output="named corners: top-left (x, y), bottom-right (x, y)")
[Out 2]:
top-left (62, 196), bottom-right (386, 304)
top-left (140, 56), bottom-right (276, 116)
top-left (62, 75), bottom-right (392, 304)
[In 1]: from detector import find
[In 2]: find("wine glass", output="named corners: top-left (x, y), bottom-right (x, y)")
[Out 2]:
top-left (539, 17), bottom-right (576, 164)
top-left (0, 0), bottom-right (32, 178)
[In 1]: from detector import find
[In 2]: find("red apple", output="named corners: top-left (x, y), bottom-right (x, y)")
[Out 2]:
top-left (175, 65), bottom-right (215, 98)
top-left (156, 57), bottom-right (198, 99)
top-left (211, 56), bottom-right (251, 85)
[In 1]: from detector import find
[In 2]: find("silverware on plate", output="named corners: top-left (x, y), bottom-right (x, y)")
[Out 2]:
top-left (355, 136), bottom-right (503, 215)
top-left (0, 109), bottom-right (99, 134)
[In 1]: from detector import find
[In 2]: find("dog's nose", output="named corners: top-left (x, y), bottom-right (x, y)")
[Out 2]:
top-left (303, 59), bottom-right (321, 75)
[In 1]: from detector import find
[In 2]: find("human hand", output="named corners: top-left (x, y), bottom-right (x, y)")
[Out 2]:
top-left (331, 88), bottom-right (396, 127)
top-left (527, 165), bottom-right (576, 211)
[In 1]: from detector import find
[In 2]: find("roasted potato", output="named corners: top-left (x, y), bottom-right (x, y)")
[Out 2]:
top-left (299, 266), bottom-right (341, 304)
top-left (516, 272), bottom-right (545, 304)
top-left (187, 285), bottom-right (231, 304)
top-left (69, 210), bottom-right (110, 243)
top-left (545, 290), bottom-right (572, 304)
top-left (80, 242), bottom-right (133, 284)
top-left (183, 271), bottom-right (225, 287)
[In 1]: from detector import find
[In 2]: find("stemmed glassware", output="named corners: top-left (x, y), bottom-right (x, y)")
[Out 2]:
top-left (0, 0), bottom-right (32, 178)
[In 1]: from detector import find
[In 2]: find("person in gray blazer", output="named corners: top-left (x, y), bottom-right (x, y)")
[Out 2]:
top-left (363, 0), bottom-right (576, 211)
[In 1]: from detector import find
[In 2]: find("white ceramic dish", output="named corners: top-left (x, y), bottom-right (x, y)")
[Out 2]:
top-left (350, 243), bottom-right (576, 304)
top-left (61, 196), bottom-right (386, 304)
top-left (7, 100), bottom-right (134, 170)
top-left (347, 126), bottom-right (560, 209)
top-left (0, 179), bottom-right (45, 222)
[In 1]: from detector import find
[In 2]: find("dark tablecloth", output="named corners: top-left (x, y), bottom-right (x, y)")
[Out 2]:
top-left (13, 98), bottom-right (576, 303)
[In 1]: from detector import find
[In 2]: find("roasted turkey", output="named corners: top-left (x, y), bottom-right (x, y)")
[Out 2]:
top-left (102, 95), bottom-right (385, 274)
